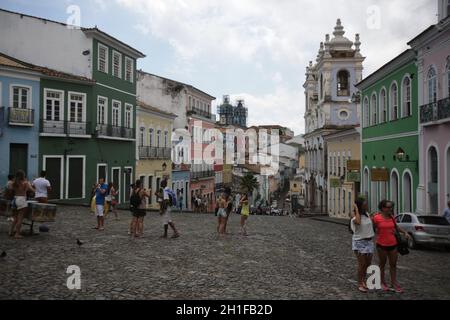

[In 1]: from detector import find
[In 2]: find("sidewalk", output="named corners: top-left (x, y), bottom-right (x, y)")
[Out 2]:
top-left (309, 215), bottom-right (350, 226)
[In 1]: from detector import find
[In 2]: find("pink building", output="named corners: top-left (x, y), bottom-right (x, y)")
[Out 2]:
top-left (409, 5), bottom-right (450, 215)
top-left (188, 111), bottom-right (217, 212)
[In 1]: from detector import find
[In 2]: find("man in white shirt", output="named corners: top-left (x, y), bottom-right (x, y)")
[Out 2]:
top-left (158, 179), bottom-right (180, 239)
top-left (33, 171), bottom-right (52, 203)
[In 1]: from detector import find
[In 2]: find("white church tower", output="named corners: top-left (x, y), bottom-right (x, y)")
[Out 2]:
top-left (303, 19), bottom-right (365, 213)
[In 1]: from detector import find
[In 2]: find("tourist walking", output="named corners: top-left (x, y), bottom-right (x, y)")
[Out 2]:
top-left (156, 179), bottom-right (180, 239)
top-left (372, 200), bottom-right (411, 293)
top-left (350, 197), bottom-right (374, 293)
top-left (8, 170), bottom-right (35, 239)
top-left (129, 180), bottom-right (150, 238)
top-left (106, 182), bottom-right (119, 220)
top-left (94, 178), bottom-right (108, 231)
top-left (240, 194), bottom-right (250, 236)
top-left (223, 188), bottom-right (233, 234)
top-left (32, 171), bottom-right (52, 204)
top-left (217, 192), bottom-right (229, 236)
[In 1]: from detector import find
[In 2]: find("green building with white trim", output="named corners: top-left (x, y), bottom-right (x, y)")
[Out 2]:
top-left (0, 9), bottom-right (145, 205)
top-left (356, 49), bottom-right (419, 215)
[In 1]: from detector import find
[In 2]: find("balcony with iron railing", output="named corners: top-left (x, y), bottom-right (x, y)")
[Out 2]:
top-left (40, 120), bottom-right (91, 135)
top-left (8, 107), bottom-right (35, 126)
top-left (192, 170), bottom-right (215, 180)
top-left (187, 107), bottom-right (212, 120)
top-left (138, 146), bottom-right (172, 160)
top-left (96, 124), bottom-right (135, 139)
top-left (420, 97), bottom-right (450, 124)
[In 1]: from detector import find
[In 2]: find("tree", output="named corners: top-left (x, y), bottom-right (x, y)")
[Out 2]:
top-left (240, 173), bottom-right (259, 195)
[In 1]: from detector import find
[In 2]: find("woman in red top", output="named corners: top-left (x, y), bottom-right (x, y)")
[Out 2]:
top-left (372, 200), bottom-right (410, 293)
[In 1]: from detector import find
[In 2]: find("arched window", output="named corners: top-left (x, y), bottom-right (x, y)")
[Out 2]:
top-left (371, 94), bottom-right (377, 126)
top-left (320, 73), bottom-right (324, 99)
top-left (428, 67), bottom-right (437, 103)
top-left (428, 146), bottom-right (438, 214)
top-left (380, 89), bottom-right (387, 123)
top-left (148, 128), bottom-right (154, 147)
top-left (446, 57), bottom-right (450, 97)
top-left (402, 76), bottom-right (412, 117)
top-left (363, 168), bottom-right (369, 200)
top-left (363, 97), bottom-right (369, 127)
top-left (403, 171), bottom-right (412, 213)
top-left (390, 83), bottom-right (398, 121)
top-left (337, 70), bottom-right (350, 96)
top-left (164, 131), bottom-right (168, 148)
top-left (139, 127), bottom-right (145, 147)
top-left (391, 171), bottom-right (399, 215)
top-left (157, 130), bottom-right (161, 148)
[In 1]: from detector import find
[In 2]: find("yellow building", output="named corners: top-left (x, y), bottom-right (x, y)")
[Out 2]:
top-left (136, 101), bottom-right (177, 209)
top-left (325, 128), bottom-right (361, 219)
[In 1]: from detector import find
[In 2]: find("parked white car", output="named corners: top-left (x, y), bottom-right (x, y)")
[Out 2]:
top-left (395, 213), bottom-right (450, 250)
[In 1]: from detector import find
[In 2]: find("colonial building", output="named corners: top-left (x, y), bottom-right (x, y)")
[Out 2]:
top-left (303, 19), bottom-right (364, 213)
top-left (357, 50), bottom-right (418, 215)
top-left (136, 71), bottom-right (216, 211)
top-left (0, 9), bottom-right (145, 205)
top-left (409, 4), bottom-right (450, 215)
top-left (136, 101), bottom-right (176, 209)
top-left (324, 127), bottom-right (360, 218)
top-left (0, 53), bottom-right (41, 186)
top-left (217, 95), bottom-right (248, 127)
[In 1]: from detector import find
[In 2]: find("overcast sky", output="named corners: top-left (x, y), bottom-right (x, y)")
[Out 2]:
top-left (0, 0), bottom-right (437, 134)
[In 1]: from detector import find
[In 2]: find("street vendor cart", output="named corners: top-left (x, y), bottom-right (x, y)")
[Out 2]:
top-left (0, 199), bottom-right (57, 235)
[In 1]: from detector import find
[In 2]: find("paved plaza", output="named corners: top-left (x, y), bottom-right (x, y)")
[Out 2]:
top-left (1, 207), bottom-right (450, 300)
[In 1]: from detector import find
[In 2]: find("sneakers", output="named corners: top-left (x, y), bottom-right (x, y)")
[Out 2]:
top-left (392, 283), bottom-right (404, 293)
top-left (381, 283), bottom-right (390, 292)
top-left (358, 286), bottom-right (368, 293)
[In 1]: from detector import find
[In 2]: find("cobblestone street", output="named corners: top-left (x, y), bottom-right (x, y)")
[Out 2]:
top-left (1, 206), bottom-right (450, 300)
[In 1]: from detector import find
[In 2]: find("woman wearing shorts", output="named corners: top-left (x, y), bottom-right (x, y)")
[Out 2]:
top-left (239, 194), bottom-right (250, 236)
top-left (372, 200), bottom-right (410, 293)
top-left (9, 170), bottom-right (35, 239)
top-left (217, 193), bottom-right (228, 236)
top-left (350, 198), bottom-right (374, 293)
top-left (130, 180), bottom-right (150, 238)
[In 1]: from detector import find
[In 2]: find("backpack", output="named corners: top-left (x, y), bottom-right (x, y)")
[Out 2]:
top-left (130, 189), bottom-right (142, 211)
top-left (166, 189), bottom-right (177, 207)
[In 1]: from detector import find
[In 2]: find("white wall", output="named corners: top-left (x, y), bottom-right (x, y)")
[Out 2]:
top-left (0, 10), bottom-right (92, 78)
top-left (137, 72), bottom-right (187, 130)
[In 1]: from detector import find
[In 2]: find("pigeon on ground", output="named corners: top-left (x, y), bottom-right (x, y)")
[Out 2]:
top-left (0, 251), bottom-right (6, 258)
top-left (76, 239), bottom-right (83, 246)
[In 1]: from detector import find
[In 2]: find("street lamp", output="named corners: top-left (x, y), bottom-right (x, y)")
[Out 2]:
top-left (395, 147), bottom-right (418, 166)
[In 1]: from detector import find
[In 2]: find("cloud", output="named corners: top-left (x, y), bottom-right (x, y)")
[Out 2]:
top-left (226, 85), bottom-right (306, 135)
top-left (115, 0), bottom-right (436, 134)
top-left (133, 23), bottom-right (150, 36)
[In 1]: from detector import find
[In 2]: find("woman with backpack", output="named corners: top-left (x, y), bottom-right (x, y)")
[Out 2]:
top-left (350, 197), bottom-right (374, 293)
top-left (129, 180), bottom-right (150, 238)
top-left (372, 200), bottom-right (411, 293)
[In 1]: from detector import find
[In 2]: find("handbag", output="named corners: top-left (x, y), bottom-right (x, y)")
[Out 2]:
top-left (392, 217), bottom-right (409, 256)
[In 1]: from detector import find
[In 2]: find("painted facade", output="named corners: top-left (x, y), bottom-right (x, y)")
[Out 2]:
top-left (137, 71), bottom-right (216, 212)
top-left (304, 19), bottom-right (364, 213)
top-left (325, 128), bottom-right (360, 218)
top-left (0, 55), bottom-right (40, 186)
top-left (358, 50), bottom-right (419, 215)
top-left (0, 9), bottom-right (145, 205)
top-left (409, 14), bottom-right (450, 216)
top-left (136, 101), bottom-right (175, 209)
